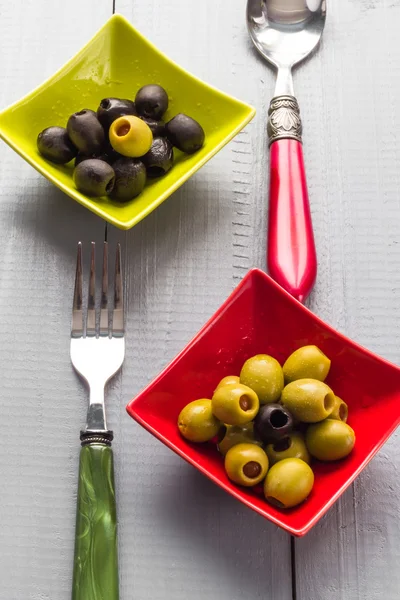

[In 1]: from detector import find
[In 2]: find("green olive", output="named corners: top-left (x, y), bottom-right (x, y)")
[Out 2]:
top-left (283, 345), bottom-right (331, 383)
top-left (214, 375), bottom-right (240, 392)
top-left (264, 458), bottom-right (314, 509)
top-left (109, 115), bottom-right (153, 157)
top-left (330, 395), bottom-right (348, 422)
top-left (212, 383), bottom-right (259, 426)
top-left (225, 443), bottom-right (269, 486)
top-left (281, 378), bottom-right (335, 422)
top-left (240, 354), bottom-right (284, 404)
top-left (265, 432), bottom-right (311, 466)
top-left (178, 399), bottom-right (221, 442)
top-left (306, 419), bottom-right (355, 461)
top-left (218, 423), bottom-right (263, 456)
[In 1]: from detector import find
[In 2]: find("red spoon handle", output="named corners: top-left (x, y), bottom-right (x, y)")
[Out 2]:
top-left (267, 97), bottom-right (317, 303)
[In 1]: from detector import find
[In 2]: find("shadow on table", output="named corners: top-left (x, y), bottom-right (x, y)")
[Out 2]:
top-left (11, 180), bottom-right (105, 261)
top-left (12, 173), bottom-right (216, 267)
top-left (108, 173), bottom-right (221, 262)
top-left (150, 463), bottom-right (290, 599)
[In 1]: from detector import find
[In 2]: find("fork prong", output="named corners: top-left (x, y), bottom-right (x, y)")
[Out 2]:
top-left (112, 243), bottom-right (124, 337)
top-left (71, 242), bottom-right (83, 338)
top-left (100, 242), bottom-right (109, 336)
top-left (86, 242), bottom-right (96, 337)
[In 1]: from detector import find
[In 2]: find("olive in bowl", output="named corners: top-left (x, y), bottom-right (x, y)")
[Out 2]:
top-left (74, 145), bottom-right (120, 168)
top-left (240, 354), bottom-right (284, 404)
top-left (67, 109), bottom-right (105, 154)
top-left (281, 379), bottom-right (335, 422)
top-left (109, 115), bottom-right (153, 158)
top-left (165, 113), bottom-right (205, 154)
top-left (265, 432), bottom-right (311, 466)
top-left (254, 403), bottom-right (294, 444)
top-left (306, 419), bottom-right (355, 461)
top-left (330, 395), bottom-right (349, 422)
top-left (37, 126), bottom-right (77, 164)
top-left (135, 84), bottom-right (168, 120)
top-left (178, 399), bottom-right (222, 443)
top-left (283, 345), bottom-right (331, 383)
top-left (110, 157), bottom-right (147, 202)
top-left (214, 375), bottom-right (240, 392)
top-left (140, 117), bottom-right (166, 138)
top-left (264, 458), bottom-right (314, 509)
top-left (212, 383), bottom-right (259, 426)
top-left (73, 159), bottom-right (115, 197)
top-left (97, 97), bottom-right (137, 131)
top-left (225, 443), bottom-right (269, 487)
top-left (218, 423), bottom-right (262, 456)
top-left (142, 137), bottom-right (174, 177)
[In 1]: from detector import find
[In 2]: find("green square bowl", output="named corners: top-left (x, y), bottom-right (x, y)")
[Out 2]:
top-left (0, 14), bottom-right (255, 230)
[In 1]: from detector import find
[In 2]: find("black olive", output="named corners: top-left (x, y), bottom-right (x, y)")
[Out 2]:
top-left (75, 152), bottom-right (97, 167)
top-left (254, 403), bottom-right (294, 444)
top-left (135, 84), bottom-right (168, 120)
top-left (73, 159), bottom-right (115, 197)
top-left (67, 109), bottom-right (105, 154)
top-left (100, 143), bottom-right (122, 165)
top-left (74, 144), bottom-right (120, 168)
top-left (165, 113), bottom-right (205, 154)
top-left (142, 137), bottom-right (174, 177)
top-left (139, 117), bottom-right (166, 138)
top-left (109, 157), bottom-right (147, 202)
top-left (37, 126), bottom-right (77, 164)
top-left (97, 98), bottom-right (137, 131)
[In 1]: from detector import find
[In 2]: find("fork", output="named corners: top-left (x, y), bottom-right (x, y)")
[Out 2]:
top-left (70, 241), bottom-right (125, 600)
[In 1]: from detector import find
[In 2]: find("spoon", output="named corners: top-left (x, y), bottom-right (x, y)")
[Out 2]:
top-left (247, 0), bottom-right (326, 302)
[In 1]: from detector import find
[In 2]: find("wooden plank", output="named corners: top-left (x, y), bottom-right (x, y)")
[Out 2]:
top-left (0, 2), bottom-right (111, 599)
top-left (1, 0), bottom-right (398, 599)
top-left (294, 1), bottom-right (400, 599)
top-left (111, 1), bottom-right (292, 599)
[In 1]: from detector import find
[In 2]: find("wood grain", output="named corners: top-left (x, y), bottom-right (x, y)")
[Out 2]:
top-left (0, 2), bottom-right (111, 599)
top-left (295, 1), bottom-right (400, 599)
top-left (111, 2), bottom-right (291, 599)
top-left (0, 0), bottom-right (399, 599)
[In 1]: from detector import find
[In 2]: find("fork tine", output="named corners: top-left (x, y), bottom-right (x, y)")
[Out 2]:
top-left (86, 242), bottom-right (96, 337)
top-left (100, 242), bottom-right (109, 336)
top-left (112, 243), bottom-right (124, 337)
top-left (71, 242), bottom-right (83, 338)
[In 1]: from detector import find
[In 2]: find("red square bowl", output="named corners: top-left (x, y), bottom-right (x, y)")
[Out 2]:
top-left (126, 269), bottom-right (400, 536)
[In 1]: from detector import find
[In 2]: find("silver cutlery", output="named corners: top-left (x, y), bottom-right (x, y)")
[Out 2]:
top-left (70, 241), bottom-right (125, 600)
top-left (247, 0), bottom-right (326, 302)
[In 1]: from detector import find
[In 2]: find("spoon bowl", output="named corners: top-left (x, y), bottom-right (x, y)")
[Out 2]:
top-left (247, 0), bottom-right (326, 70)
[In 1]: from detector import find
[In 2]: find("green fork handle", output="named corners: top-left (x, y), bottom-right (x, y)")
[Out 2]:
top-left (72, 442), bottom-right (119, 600)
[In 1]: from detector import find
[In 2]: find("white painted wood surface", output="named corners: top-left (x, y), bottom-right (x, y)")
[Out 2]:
top-left (0, 1), bottom-right (399, 599)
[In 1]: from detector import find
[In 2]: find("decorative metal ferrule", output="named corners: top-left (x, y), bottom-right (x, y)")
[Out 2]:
top-left (80, 429), bottom-right (114, 446)
top-left (267, 95), bottom-right (303, 145)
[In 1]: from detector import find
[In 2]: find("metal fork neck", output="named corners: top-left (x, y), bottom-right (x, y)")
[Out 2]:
top-left (86, 392), bottom-right (107, 431)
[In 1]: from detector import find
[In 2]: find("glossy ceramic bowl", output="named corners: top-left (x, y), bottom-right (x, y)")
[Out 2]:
top-left (127, 269), bottom-right (400, 536)
top-left (0, 14), bottom-right (255, 230)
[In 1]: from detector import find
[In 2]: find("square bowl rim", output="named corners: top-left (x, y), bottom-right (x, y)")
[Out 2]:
top-left (0, 13), bottom-right (256, 230)
top-left (126, 268), bottom-right (400, 535)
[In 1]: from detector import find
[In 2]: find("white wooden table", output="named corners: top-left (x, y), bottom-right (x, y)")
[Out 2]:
top-left (0, 1), bottom-right (399, 599)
